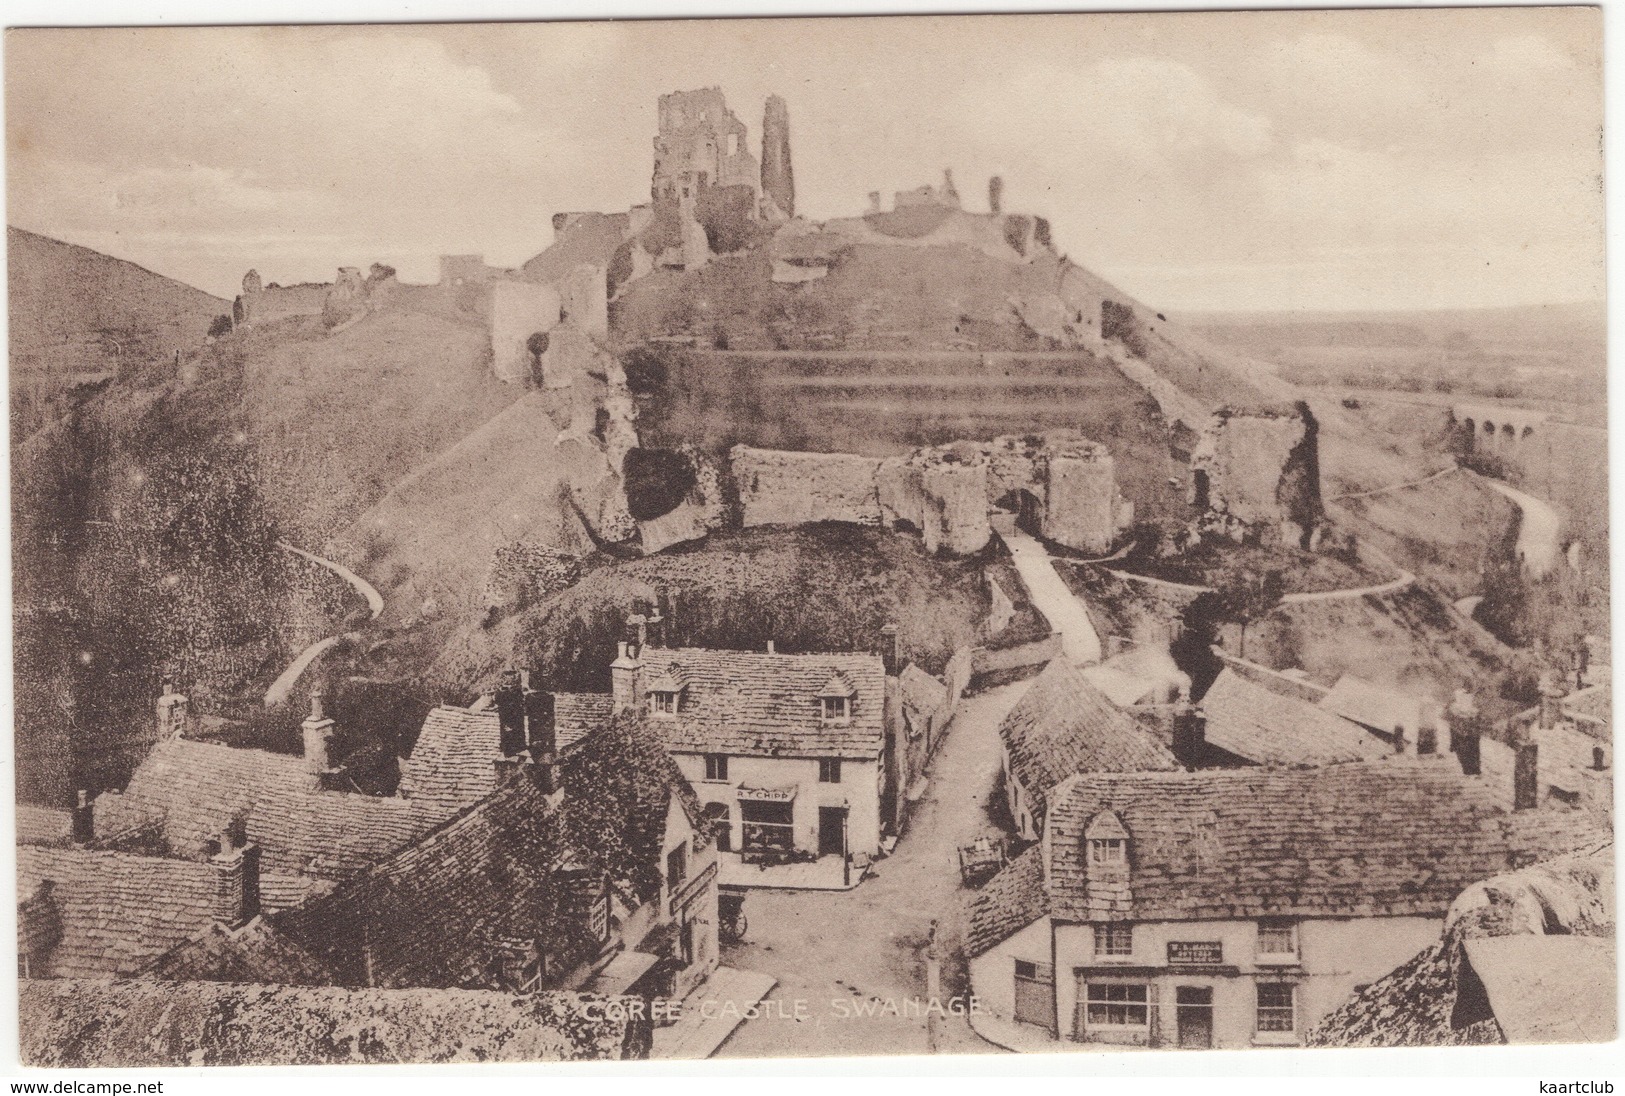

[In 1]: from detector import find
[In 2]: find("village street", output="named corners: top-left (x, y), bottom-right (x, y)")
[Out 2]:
top-left (713, 681), bottom-right (1030, 1058)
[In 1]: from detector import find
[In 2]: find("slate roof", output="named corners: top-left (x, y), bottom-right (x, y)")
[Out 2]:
top-left (16, 804), bottom-right (71, 846)
top-left (139, 917), bottom-right (336, 987)
top-left (397, 695), bottom-right (625, 819)
top-left (274, 712), bottom-right (703, 991)
top-left (999, 660), bottom-right (1178, 823)
top-left (96, 737), bottom-right (435, 880)
top-left (1320, 674), bottom-right (1420, 737)
top-left (638, 646), bottom-right (887, 760)
top-left (899, 664), bottom-right (947, 721)
top-left (1202, 667), bottom-right (1393, 766)
top-left (965, 846), bottom-right (1048, 958)
top-left (1043, 763), bottom-right (1611, 923)
top-left (15, 845), bottom-right (326, 979)
top-left (20, 979), bottom-right (647, 1067)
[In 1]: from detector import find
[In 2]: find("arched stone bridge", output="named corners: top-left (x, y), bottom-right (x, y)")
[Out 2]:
top-left (1452, 403), bottom-right (1549, 453)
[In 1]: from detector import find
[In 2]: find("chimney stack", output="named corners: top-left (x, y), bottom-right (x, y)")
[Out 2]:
top-left (210, 821), bottom-right (261, 929)
top-left (1514, 742), bottom-right (1540, 810)
top-left (1172, 705), bottom-right (1207, 768)
top-left (1594, 746), bottom-right (1608, 772)
top-left (70, 789), bottom-right (93, 845)
top-left (766, 639), bottom-right (776, 655)
top-left (628, 613), bottom-right (649, 655)
top-left (494, 670), bottom-right (526, 757)
top-left (1392, 726), bottom-right (1407, 755)
top-left (156, 676), bottom-right (190, 739)
top-left (1456, 730), bottom-right (1482, 777)
top-left (526, 689), bottom-right (557, 758)
top-left (611, 642), bottom-right (645, 713)
top-left (301, 690), bottom-right (337, 775)
top-left (1417, 701), bottom-right (1440, 756)
top-left (1538, 672), bottom-right (1568, 730)
top-left (880, 623), bottom-right (900, 678)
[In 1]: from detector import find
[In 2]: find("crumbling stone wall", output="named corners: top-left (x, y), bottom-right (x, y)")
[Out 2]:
top-left (490, 281), bottom-right (562, 385)
top-left (1046, 451), bottom-right (1130, 555)
top-left (723, 432), bottom-right (1127, 557)
top-left (1188, 403), bottom-right (1324, 547)
top-left (651, 87), bottom-right (759, 202)
top-left (558, 265), bottom-right (608, 338)
top-left (233, 271), bottom-right (326, 329)
top-left (733, 446), bottom-right (886, 528)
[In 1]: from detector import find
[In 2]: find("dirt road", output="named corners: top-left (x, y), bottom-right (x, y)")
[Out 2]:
top-left (714, 682), bottom-right (1029, 1058)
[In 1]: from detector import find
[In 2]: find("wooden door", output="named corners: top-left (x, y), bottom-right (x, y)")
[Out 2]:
top-left (818, 806), bottom-right (846, 856)
top-left (1176, 986), bottom-right (1213, 1049)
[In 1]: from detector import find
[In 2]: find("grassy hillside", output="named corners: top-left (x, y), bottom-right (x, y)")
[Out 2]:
top-left (429, 524), bottom-right (999, 697)
top-left (9, 227), bottom-right (228, 439)
top-left (227, 307), bottom-right (522, 541)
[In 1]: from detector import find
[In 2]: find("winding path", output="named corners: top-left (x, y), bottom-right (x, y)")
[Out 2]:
top-left (1327, 463), bottom-right (1460, 502)
top-left (1000, 529), bottom-right (1102, 663)
top-left (264, 542), bottom-right (384, 707)
top-left (1478, 478), bottom-right (1560, 580)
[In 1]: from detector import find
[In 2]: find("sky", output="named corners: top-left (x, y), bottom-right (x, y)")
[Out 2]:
top-left (3, 9), bottom-right (1605, 312)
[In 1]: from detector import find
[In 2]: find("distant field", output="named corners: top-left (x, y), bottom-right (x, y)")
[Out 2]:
top-left (1183, 302), bottom-right (1605, 420)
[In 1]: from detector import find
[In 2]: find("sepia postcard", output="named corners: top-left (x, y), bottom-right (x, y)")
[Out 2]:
top-left (5, 7), bottom-right (1613, 1069)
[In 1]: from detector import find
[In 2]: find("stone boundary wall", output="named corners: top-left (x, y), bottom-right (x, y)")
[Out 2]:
top-left (972, 633), bottom-right (1064, 677)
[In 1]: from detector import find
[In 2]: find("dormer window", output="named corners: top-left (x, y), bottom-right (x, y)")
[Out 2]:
top-left (1084, 810), bottom-right (1132, 868)
top-left (646, 666), bottom-right (687, 718)
top-left (1089, 838), bottom-right (1126, 865)
top-left (818, 674), bottom-right (856, 725)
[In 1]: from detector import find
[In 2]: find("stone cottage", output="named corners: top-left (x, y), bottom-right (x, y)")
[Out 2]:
top-left (966, 763), bottom-right (1608, 1049)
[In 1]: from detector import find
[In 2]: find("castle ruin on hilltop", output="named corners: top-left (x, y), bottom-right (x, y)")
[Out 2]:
top-left (220, 85), bottom-right (1323, 559)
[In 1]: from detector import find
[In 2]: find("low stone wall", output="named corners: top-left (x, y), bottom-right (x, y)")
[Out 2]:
top-left (972, 633), bottom-right (1063, 678)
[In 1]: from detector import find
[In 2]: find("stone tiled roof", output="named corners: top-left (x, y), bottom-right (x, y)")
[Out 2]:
top-left (16, 804), bottom-right (71, 846)
top-left (966, 846), bottom-right (1048, 958)
top-left (638, 646), bottom-right (887, 759)
top-left (899, 664), bottom-right (946, 720)
top-left (999, 660), bottom-right (1178, 823)
top-left (97, 738), bottom-right (435, 880)
top-left (20, 979), bottom-right (648, 1067)
top-left (1319, 674), bottom-right (1420, 737)
top-left (276, 712), bottom-right (702, 990)
top-left (139, 917), bottom-right (336, 987)
top-left (15, 845), bottom-right (325, 979)
top-left (1202, 667), bottom-right (1393, 766)
top-left (1044, 764), bottom-right (1611, 923)
top-left (397, 706), bottom-right (501, 816)
top-left (398, 695), bottom-right (614, 820)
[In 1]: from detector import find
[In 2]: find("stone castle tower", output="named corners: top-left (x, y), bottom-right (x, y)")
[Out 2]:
top-left (760, 94), bottom-right (795, 220)
top-left (650, 87), bottom-right (759, 203)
